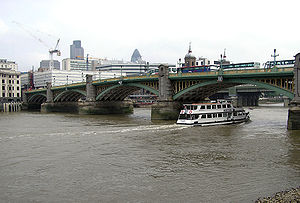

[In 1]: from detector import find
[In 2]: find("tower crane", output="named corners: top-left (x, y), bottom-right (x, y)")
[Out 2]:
top-left (49, 39), bottom-right (61, 70)
top-left (13, 21), bottom-right (61, 70)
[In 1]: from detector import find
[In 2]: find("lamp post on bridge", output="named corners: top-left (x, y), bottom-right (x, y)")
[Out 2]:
top-left (218, 54), bottom-right (224, 82)
top-left (271, 49), bottom-right (279, 69)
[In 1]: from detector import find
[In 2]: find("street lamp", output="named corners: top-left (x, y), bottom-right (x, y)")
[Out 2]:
top-left (271, 49), bottom-right (279, 68)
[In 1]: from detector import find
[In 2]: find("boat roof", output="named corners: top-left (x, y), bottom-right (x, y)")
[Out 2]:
top-left (183, 100), bottom-right (232, 105)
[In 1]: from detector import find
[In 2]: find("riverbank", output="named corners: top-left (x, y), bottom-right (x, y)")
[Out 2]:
top-left (255, 187), bottom-right (300, 202)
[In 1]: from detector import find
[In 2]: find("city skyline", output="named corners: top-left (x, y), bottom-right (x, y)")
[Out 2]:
top-left (0, 0), bottom-right (299, 72)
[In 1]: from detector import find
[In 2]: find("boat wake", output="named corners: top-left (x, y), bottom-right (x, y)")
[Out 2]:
top-left (95, 124), bottom-right (191, 135)
top-left (0, 124), bottom-right (192, 142)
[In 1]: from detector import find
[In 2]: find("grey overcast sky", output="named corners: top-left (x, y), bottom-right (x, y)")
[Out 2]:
top-left (0, 0), bottom-right (299, 71)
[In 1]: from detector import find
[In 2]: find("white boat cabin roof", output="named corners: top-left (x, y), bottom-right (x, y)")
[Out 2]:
top-left (183, 100), bottom-right (232, 106)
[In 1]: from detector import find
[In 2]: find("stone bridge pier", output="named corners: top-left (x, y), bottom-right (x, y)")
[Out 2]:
top-left (287, 53), bottom-right (300, 130)
top-left (151, 65), bottom-right (181, 120)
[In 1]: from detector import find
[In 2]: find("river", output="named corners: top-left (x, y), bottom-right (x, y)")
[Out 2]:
top-left (0, 104), bottom-right (299, 202)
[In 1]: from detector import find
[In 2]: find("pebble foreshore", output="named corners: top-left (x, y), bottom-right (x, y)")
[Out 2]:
top-left (255, 187), bottom-right (300, 203)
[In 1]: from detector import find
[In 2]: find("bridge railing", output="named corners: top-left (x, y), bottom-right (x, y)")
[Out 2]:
top-left (92, 74), bottom-right (158, 84)
top-left (170, 67), bottom-right (294, 77)
top-left (222, 67), bottom-right (293, 75)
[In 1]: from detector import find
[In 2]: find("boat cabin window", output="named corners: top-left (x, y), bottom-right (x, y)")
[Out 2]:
top-left (213, 113), bottom-right (217, 118)
top-left (200, 105), bottom-right (205, 109)
top-left (233, 112), bottom-right (237, 116)
top-left (179, 114), bottom-right (187, 119)
top-left (201, 114), bottom-right (206, 119)
top-left (227, 104), bottom-right (231, 108)
top-left (207, 114), bottom-right (212, 118)
top-left (223, 113), bottom-right (228, 117)
top-left (186, 114), bottom-right (199, 120)
top-left (218, 113), bottom-right (222, 117)
top-left (222, 104), bottom-right (226, 108)
top-left (217, 105), bottom-right (221, 109)
top-left (192, 106), bottom-right (197, 110)
top-left (212, 105), bottom-right (216, 109)
top-left (207, 105), bottom-right (211, 109)
top-left (185, 105), bottom-right (191, 110)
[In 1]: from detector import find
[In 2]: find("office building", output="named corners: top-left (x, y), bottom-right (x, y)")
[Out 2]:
top-left (0, 59), bottom-right (21, 102)
top-left (70, 40), bottom-right (84, 59)
top-left (22, 70), bottom-right (121, 89)
top-left (39, 60), bottom-right (60, 72)
top-left (62, 58), bottom-right (96, 71)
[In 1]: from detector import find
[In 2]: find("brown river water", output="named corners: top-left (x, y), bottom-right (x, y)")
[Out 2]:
top-left (0, 104), bottom-right (299, 202)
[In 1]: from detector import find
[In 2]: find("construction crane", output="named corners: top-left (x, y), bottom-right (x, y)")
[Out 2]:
top-left (49, 39), bottom-right (61, 70)
top-left (13, 21), bottom-right (61, 70)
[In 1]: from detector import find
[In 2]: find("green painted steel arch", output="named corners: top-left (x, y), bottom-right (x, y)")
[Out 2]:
top-left (28, 93), bottom-right (47, 103)
top-left (54, 89), bottom-right (86, 102)
top-left (173, 78), bottom-right (294, 100)
top-left (96, 83), bottom-right (159, 101)
top-left (127, 83), bottom-right (159, 95)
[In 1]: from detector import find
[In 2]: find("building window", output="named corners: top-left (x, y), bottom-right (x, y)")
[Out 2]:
top-left (2, 86), bottom-right (5, 90)
top-left (2, 79), bottom-right (4, 83)
top-left (2, 93), bottom-right (5, 97)
top-left (17, 93), bottom-right (20, 97)
top-left (17, 87), bottom-right (19, 90)
top-left (17, 80), bottom-right (19, 84)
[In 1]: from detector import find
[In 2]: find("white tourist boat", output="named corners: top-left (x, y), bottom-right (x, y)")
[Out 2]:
top-left (177, 100), bottom-right (250, 126)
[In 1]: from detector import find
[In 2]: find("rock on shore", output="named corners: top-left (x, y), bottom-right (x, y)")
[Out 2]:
top-left (255, 187), bottom-right (300, 203)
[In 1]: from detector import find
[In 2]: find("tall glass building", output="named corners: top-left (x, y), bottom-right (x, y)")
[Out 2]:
top-left (70, 40), bottom-right (84, 59)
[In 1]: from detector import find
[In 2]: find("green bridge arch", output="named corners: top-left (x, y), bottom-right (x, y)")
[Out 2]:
top-left (28, 93), bottom-right (47, 103)
top-left (54, 89), bottom-right (86, 102)
top-left (96, 83), bottom-right (159, 101)
top-left (173, 78), bottom-right (294, 100)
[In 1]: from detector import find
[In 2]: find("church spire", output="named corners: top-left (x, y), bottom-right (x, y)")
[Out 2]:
top-left (188, 42), bottom-right (192, 53)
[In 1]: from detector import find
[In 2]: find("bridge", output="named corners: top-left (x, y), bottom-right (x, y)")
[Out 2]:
top-left (23, 53), bottom-right (300, 129)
